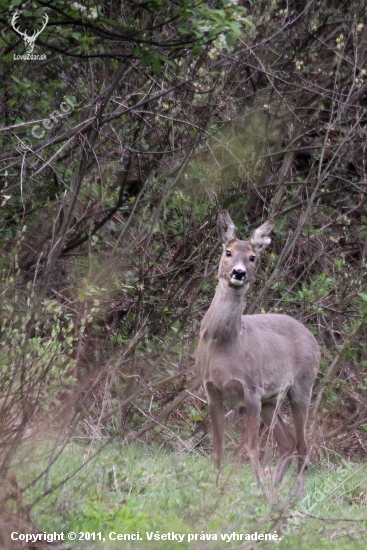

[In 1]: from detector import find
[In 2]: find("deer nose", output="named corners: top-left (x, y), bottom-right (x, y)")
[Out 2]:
top-left (231, 268), bottom-right (246, 281)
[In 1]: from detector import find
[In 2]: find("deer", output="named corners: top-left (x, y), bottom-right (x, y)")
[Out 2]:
top-left (196, 211), bottom-right (320, 498)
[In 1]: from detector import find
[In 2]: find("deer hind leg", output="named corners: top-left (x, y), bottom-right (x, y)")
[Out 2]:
top-left (289, 388), bottom-right (312, 498)
top-left (261, 401), bottom-right (295, 486)
top-left (206, 382), bottom-right (225, 478)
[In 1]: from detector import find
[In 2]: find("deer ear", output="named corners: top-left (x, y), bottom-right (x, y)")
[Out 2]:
top-left (217, 210), bottom-right (236, 245)
top-left (250, 219), bottom-right (274, 254)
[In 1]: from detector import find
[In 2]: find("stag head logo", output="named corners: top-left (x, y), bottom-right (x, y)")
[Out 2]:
top-left (12, 11), bottom-right (48, 54)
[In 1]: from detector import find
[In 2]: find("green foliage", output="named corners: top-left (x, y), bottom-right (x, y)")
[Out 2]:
top-left (0, 290), bottom-right (77, 406)
top-left (182, 0), bottom-right (252, 53)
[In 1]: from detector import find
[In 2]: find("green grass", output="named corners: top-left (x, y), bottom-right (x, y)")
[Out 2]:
top-left (15, 441), bottom-right (367, 549)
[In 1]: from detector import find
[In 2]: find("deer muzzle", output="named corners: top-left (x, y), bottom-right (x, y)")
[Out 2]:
top-left (230, 268), bottom-right (246, 286)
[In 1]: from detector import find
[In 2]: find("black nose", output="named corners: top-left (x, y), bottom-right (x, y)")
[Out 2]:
top-left (231, 269), bottom-right (246, 281)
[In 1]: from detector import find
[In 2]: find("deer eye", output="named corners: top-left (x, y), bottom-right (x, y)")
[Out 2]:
top-left (249, 256), bottom-right (256, 263)
top-left (226, 250), bottom-right (232, 257)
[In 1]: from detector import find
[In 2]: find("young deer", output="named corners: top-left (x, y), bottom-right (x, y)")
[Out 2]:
top-left (196, 211), bottom-right (320, 497)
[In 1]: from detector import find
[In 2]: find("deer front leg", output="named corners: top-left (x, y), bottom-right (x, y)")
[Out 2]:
top-left (242, 398), bottom-right (262, 484)
top-left (206, 382), bottom-right (225, 478)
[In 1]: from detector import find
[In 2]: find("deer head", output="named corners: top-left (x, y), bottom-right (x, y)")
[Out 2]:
top-left (217, 210), bottom-right (274, 291)
top-left (12, 11), bottom-right (48, 54)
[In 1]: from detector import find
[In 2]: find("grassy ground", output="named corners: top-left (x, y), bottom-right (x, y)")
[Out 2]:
top-left (17, 441), bottom-right (367, 549)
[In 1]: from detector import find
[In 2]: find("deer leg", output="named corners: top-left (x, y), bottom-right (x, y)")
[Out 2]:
top-left (241, 398), bottom-right (262, 484)
top-left (289, 390), bottom-right (312, 498)
top-left (261, 402), bottom-right (295, 486)
top-left (206, 382), bottom-right (225, 478)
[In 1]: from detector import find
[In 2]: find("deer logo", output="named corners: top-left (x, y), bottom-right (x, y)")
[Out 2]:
top-left (11, 11), bottom-right (48, 54)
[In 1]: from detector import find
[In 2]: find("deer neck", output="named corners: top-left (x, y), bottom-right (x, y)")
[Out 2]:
top-left (203, 279), bottom-right (247, 346)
